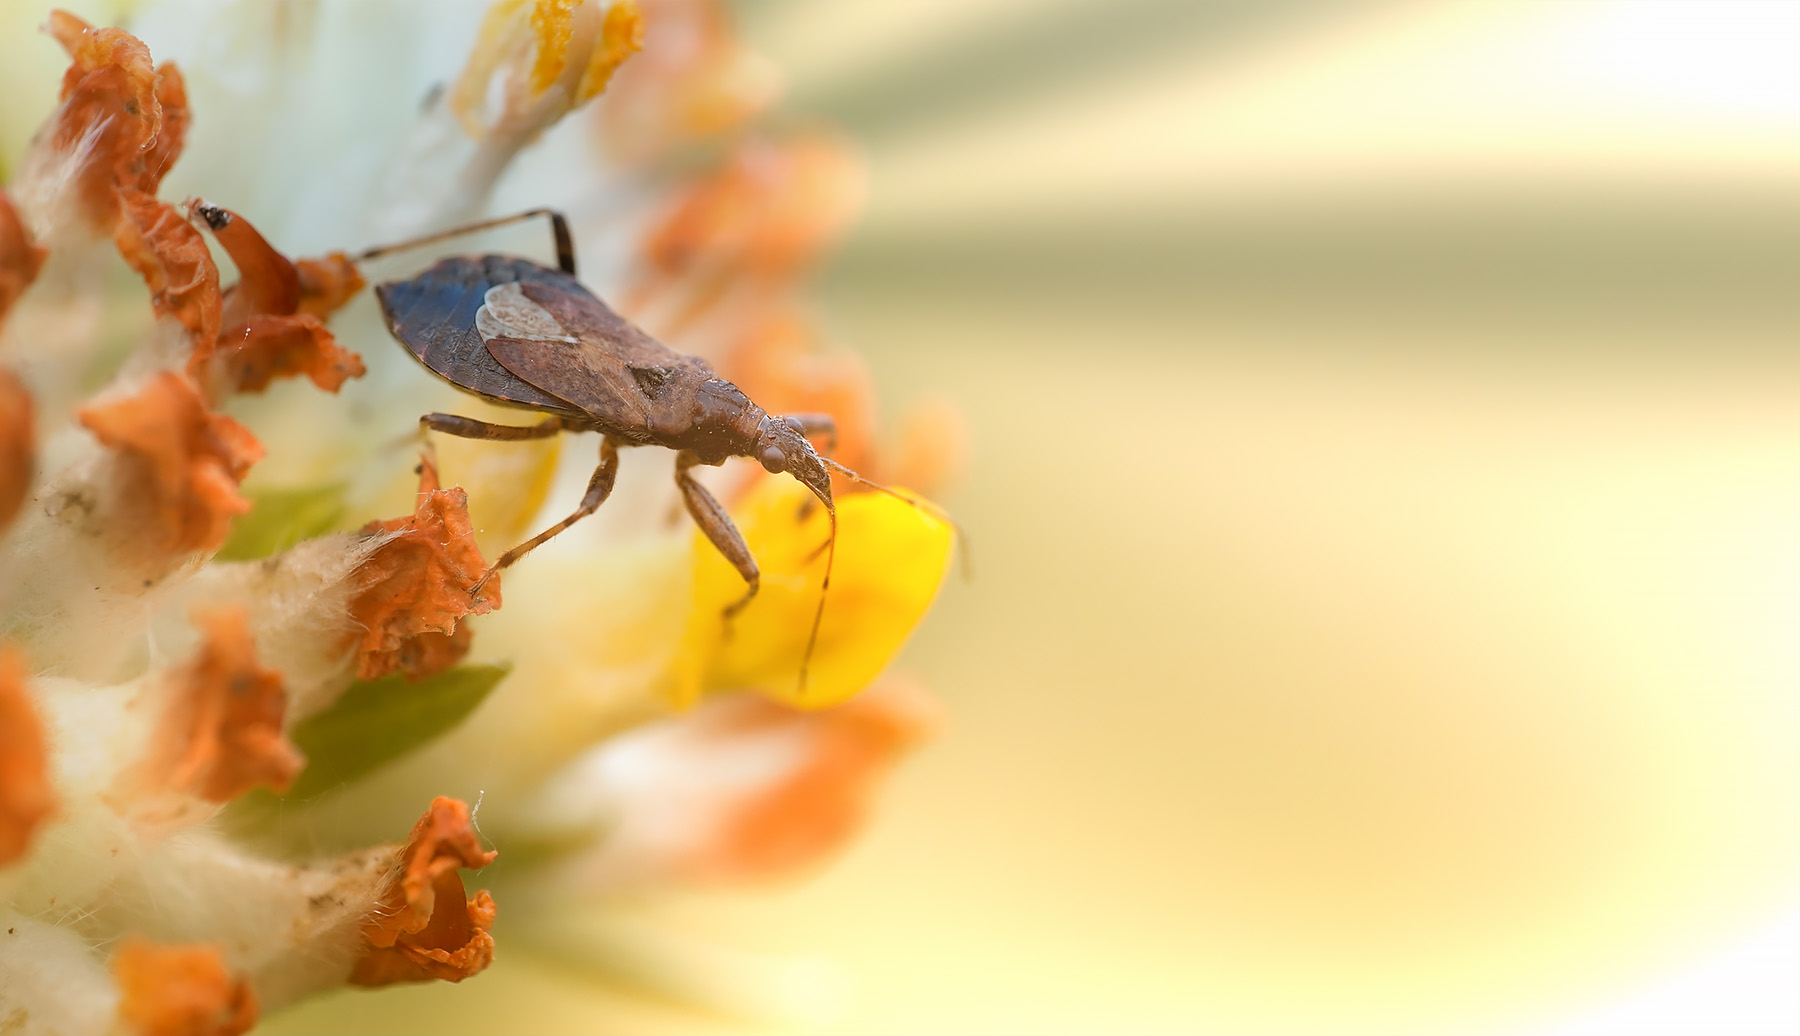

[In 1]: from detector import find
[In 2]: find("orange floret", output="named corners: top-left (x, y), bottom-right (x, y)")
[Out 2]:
top-left (77, 370), bottom-right (263, 561)
top-left (112, 938), bottom-right (257, 1036)
top-left (351, 796), bottom-right (498, 986)
top-left (41, 11), bottom-right (187, 230)
top-left (725, 310), bottom-right (878, 476)
top-left (886, 394), bottom-right (969, 497)
top-left (0, 646), bottom-right (55, 867)
top-left (188, 202), bottom-right (367, 395)
top-left (695, 679), bottom-right (937, 882)
top-left (0, 368), bottom-right (33, 532)
top-left (134, 608), bottom-right (303, 802)
top-left (0, 190), bottom-right (47, 324)
top-left (114, 190), bottom-right (223, 349)
top-left (349, 457), bottom-right (499, 681)
top-left (599, 0), bottom-right (773, 160)
top-left (639, 133), bottom-right (863, 289)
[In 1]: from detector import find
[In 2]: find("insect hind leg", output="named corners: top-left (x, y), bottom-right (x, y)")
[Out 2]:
top-left (675, 451), bottom-right (759, 619)
top-left (357, 208), bottom-right (577, 276)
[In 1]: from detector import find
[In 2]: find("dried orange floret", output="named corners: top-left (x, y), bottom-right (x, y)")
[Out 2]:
top-left (0, 368), bottom-right (33, 533)
top-left (114, 190), bottom-right (223, 349)
top-left (0, 646), bottom-right (55, 867)
top-left (351, 796), bottom-right (498, 986)
top-left (40, 12), bottom-right (187, 230)
top-left (132, 608), bottom-right (303, 803)
top-left (0, 190), bottom-right (47, 324)
top-left (349, 458), bottom-right (498, 681)
top-left (143, 60), bottom-right (191, 197)
top-left (112, 938), bottom-right (257, 1036)
top-left (77, 370), bottom-right (263, 561)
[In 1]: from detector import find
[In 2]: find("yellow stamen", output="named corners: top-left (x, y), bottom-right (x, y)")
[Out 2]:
top-left (576, 1), bottom-right (644, 106)
top-left (528, 0), bottom-right (580, 97)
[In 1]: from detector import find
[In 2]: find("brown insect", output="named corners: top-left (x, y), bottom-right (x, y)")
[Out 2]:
top-left (360, 210), bottom-right (930, 690)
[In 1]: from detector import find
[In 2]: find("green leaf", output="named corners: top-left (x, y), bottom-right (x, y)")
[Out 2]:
top-left (283, 663), bottom-right (511, 800)
top-left (217, 483), bottom-right (350, 561)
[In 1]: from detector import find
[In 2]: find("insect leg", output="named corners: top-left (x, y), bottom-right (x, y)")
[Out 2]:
top-left (674, 450), bottom-right (760, 618)
top-left (782, 413), bottom-right (839, 454)
top-left (420, 413), bottom-right (566, 441)
top-left (357, 208), bottom-right (577, 275)
top-left (472, 435), bottom-right (620, 595)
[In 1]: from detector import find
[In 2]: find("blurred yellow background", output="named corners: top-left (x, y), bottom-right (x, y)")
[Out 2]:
top-left (263, 1), bottom-right (1799, 1033)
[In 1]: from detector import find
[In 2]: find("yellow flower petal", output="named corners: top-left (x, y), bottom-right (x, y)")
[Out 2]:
top-left (685, 476), bottom-right (953, 710)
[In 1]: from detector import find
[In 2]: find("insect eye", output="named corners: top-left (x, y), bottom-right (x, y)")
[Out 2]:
top-left (784, 416), bottom-right (806, 434)
top-left (759, 445), bottom-right (786, 473)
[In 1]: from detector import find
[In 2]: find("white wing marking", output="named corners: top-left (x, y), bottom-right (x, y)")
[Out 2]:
top-left (475, 282), bottom-right (579, 344)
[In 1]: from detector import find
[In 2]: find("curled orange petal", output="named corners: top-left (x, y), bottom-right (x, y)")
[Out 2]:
top-left (128, 608), bottom-right (303, 803)
top-left (0, 368), bottom-right (33, 533)
top-left (114, 190), bottom-right (222, 349)
top-left (351, 796), bottom-right (498, 986)
top-left (0, 646), bottom-right (55, 867)
top-left (198, 202), bottom-right (300, 322)
top-left (349, 457), bottom-right (498, 681)
top-left (112, 938), bottom-right (257, 1036)
top-left (77, 370), bottom-right (263, 561)
top-left (188, 203), bottom-right (367, 395)
top-left (39, 12), bottom-right (185, 230)
top-left (0, 190), bottom-right (47, 324)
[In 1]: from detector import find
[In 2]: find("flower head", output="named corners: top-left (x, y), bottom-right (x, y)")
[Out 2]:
top-left (0, 2), bottom-right (959, 1031)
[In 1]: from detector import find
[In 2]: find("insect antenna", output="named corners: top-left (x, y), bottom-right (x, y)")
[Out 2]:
top-left (797, 499), bottom-right (837, 701)
top-left (821, 457), bottom-right (972, 580)
top-left (355, 207), bottom-right (577, 275)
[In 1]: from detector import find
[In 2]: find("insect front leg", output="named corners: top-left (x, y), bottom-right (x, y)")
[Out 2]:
top-left (782, 413), bottom-right (839, 455)
top-left (472, 435), bottom-right (620, 596)
top-left (420, 413), bottom-right (567, 441)
top-left (675, 450), bottom-right (759, 618)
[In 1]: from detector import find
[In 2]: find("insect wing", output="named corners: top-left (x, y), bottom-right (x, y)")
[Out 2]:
top-left (480, 279), bottom-right (714, 439)
top-left (376, 256), bottom-right (586, 418)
